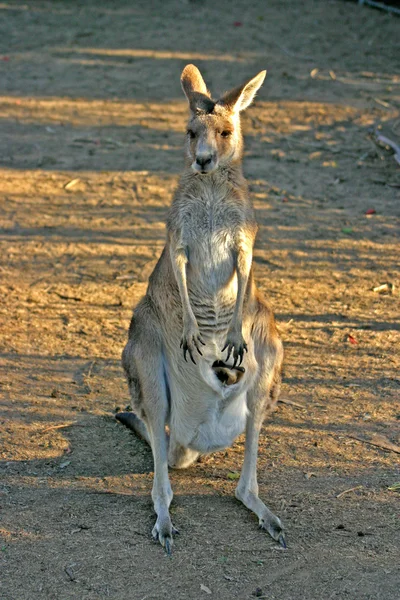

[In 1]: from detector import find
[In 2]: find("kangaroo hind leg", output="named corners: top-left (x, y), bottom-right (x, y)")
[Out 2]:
top-left (120, 302), bottom-right (177, 553)
top-left (119, 338), bottom-right (198, 471)
top-left (236, 303), bottom-right (285, 546)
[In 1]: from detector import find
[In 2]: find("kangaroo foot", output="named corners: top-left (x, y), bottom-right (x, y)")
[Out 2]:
top-left (152, 517), bottom-right (179, 555)
top-left (235, 487), bottom-right (286, 548)
top-left (259, 510), bottom-right (286, 548)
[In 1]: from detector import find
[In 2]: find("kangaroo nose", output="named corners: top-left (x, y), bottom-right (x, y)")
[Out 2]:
top-left (196, 155), bottom-right (212, 168)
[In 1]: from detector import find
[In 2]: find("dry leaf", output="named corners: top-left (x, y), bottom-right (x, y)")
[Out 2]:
top-left (64, 178), bottom-right (81, 190)
top-left (373, 283), bottom-right (394, 294)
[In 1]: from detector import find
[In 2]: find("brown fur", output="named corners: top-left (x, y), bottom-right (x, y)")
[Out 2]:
top-left (118, 65), bottom-right (285, 553)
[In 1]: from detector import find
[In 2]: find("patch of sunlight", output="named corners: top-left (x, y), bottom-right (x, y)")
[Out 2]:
top-left (0, 168), bottom-right (178, 198)
top-left (3, 475), bottom-right (151, 495)
top-left (0, 96), bottom-right (188, 130)
top-left (54, 47), bottom-right (250, 63)
top-left (0, 96), bottom-right (374, 134)
top-left (0, 527), bottom-right (46, 542)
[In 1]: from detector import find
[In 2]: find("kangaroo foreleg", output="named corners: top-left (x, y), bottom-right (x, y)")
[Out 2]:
top-left (170, 240), bottom-right (205, 363)
top-left (223, 233), bottom-right (254, 365)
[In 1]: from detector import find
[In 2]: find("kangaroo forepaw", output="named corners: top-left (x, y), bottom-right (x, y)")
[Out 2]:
top-left (222, 331), bottom-right (248, 366)
top-left (180, 325), bottom-right (205, 364)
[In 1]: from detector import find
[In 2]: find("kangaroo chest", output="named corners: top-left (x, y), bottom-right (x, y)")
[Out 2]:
top-left (183, 196), bottom-right (239, 287)
top-left (178, 196), bottom-right (239, 338)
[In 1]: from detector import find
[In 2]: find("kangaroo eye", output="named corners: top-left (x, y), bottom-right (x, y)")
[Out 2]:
top-left (187, 129), bottom-right (196, 139)
top-left (220, 130), bottom-right (231, 138)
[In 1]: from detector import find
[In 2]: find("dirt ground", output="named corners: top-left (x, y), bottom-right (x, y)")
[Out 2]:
top-left (0, 1), bottom-right (399, 598)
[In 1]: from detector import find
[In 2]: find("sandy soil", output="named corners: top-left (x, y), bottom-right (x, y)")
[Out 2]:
top-left (0, 1), bottom-right (399, 599)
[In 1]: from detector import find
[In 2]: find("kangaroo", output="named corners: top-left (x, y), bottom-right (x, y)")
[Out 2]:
top-left (117, 64), bottom-right (285, 554)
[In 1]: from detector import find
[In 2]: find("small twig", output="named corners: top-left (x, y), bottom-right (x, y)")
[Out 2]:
top-left (359, 0), bottom-right (400, 16)
top-left (273, 42), bottom-right (313, 61)
top-left (64, 566), bottom-right (76, 582)
top-left (357, 149), bottom-right (373, 163)
top-left (336, 485), bottom-right (363, 499)
top-left (54, 291), bottom-right (82, 302)
top-left (278, 318), bottom-right (293, 331)
top-left (278, 397), bottom-right (305, 409)
top-left (83, 360), bottom-right (95, 394)
top-left (373, 97), bottom-right (390, 108)
top-left (285, 138), bottom-right (324, 149)
top-left (86, 360), bottom-right (95, 381)
top-left (87, 490), bottom-right (135, 496)
top-left (375, 132), bottom-right (400, 165)
top-left (347, 434), bottom-right (400, 454)
top-left (376, 133), bottom-right (400, 153)
top-left (39, 422), bottom-right (77, 434)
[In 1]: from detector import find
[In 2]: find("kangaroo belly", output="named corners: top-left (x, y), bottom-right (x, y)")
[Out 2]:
top-left (169, 379), bottom-right (248, 454)
top-left (166, 351), bottom-right (258, 454)
top-left (189, 392), bottom-right (248, 453)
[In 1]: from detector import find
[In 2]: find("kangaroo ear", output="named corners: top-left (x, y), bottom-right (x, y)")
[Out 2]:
top-left (181, 64), bottom-right (210, 99)
top-left (181, 64), bottom-right (215, 113)
top-left (219, 70), bottom-right (267, 112)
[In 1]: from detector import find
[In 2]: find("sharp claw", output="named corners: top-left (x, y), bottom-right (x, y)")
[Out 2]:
top-left (199, 337), bottom-right (206, 346)
top-left (278, 534), bottom-right (287, 549)
top-left (238, 352), bottom-right (243, 366)
top-left (183, 347), bottom-right (188, 362)
top-left (221, 342), bottom-right (228, 352)
top-left (180, 339), bottom-right (183, 348)
top-left (164, 538), bottom-right (172, 555)
top-left (232, 355), bottom-right (238, 368)
top-left (189, 350), bottom-right (196, 365)
top-left (193, 339), bottom-right (203, 355)
top-left (244, 342), bottom-right (248, 353)
top-left (172, 526), bottom-right (180, 535)
top-left (226, 346), bottom-right (232, 361)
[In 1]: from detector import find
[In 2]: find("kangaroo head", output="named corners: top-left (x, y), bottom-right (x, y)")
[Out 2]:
top-left (181, 64), bottom-right (266, 175)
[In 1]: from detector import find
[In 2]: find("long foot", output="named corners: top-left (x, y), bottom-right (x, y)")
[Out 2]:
top-left (152, 518), bottom-right (179, 555)
top-left (259, 511), bottom-right (286, 548)
top-left (278, 533), bottom-right (287, 548)
top-left (236, 487), bottom-right (286, 548)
